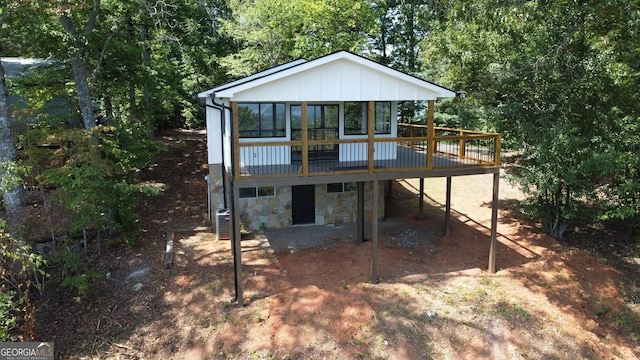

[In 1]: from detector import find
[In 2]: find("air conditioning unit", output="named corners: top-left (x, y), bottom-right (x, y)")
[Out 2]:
top-left (216, 209), bottom-right (231, 240)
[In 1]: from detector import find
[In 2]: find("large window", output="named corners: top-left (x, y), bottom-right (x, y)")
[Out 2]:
top-left (344, 102), bottom-right (392, 135)
top-left (291, 104), bottom-right (339, 160)
top-left (237, 103), bottom-right (286, 138)
top-left (344, 102), bottom-right (367, 135)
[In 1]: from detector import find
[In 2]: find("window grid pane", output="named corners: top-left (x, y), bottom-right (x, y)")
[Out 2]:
top-left (239, 187), bottom-right (257, 198)
top-left (344, 102), bottom-right (367, 135)
top-left (375, 102), bottom-right (391, 134)
top-left (327, 183), bottom-right (343, 193)
top-left (257, 186), bottom-right (275, 197)
top-left (238, 103), bottom-right (286, 138)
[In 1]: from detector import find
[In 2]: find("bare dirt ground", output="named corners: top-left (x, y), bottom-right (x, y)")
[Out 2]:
top-left (32, 129), bottom-right (640, 359)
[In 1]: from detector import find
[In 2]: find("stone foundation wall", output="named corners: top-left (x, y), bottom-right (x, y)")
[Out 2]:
top-left (237, 182), bottom-right (386, 231)
top-left (207, 164), bottom-right (225, 231)
top-left (239, 186), bottom-right (293, 230)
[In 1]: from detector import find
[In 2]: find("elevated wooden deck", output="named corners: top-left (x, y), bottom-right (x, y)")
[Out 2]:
top-left (234, 126), bottom-right (501, 187)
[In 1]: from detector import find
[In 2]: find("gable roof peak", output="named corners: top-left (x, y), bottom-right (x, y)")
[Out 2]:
top-left (199, 51), bottom-right (457, 101)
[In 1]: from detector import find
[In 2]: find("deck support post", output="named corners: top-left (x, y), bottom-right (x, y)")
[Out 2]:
top-left (445, 176), bottom-right (452, 236)
top-left (427, 100), bottom-right (435, 170)
top-left (231, 183), bottom-right (243, 305)
top-left (357, 181), bottom-right (365, 244)
top-left (488, 172), bottom-right (500, 274)
top-left (367, 102), bottom-right (375, 172)
top-left (419, 178), bottom-right (424, 217)
top-left (227, 101), bottom-right (243, 306)
top-left (370, 179), bottom-right (379, 283)
top-left (301, 102), bottom-right (309, 177)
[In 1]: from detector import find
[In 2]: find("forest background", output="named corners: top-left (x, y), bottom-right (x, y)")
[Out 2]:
top-left (0, 0), bottom-right (638, 342)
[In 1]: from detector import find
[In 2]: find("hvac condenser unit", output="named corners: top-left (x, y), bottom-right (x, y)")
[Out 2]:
top-left (216, 209), bottom-right (231, 240)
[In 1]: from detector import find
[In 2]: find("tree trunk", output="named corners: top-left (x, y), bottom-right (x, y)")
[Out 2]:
top-left (0, 58), bottom-right (22, 209)
top-left (140, 23), bottom-right (152, 120)
top-left (125, 13), bottom-right (138, 121)
top-left (60, 3), bottom-right (101, 130)
top-left (70, 54), bottom-right (96, 130)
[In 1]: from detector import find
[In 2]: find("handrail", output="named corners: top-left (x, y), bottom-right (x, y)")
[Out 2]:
top-left (236, 125), bottom-right (501, 179)
top-left (398, 123), bottom-right (500, 136)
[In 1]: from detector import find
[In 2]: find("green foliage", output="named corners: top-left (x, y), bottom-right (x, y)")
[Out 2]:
top-left (615, 305), bottom-right (640, 336)
top-left (3, 0), bottom-right (235, 129)
top-left (51, 239), bottom-right (104, 296)
top-left (0, 290), bottom-right (19, 341)
top-left (4, 0), bottom-right (638, 241)
top-left (50, 241), bottom-right (82, 274)
top-left (20, 121), bottom-right (164, 236)
top-left (600, 115), bottom-right (640, 232)
top-left (0, 161), bottom-right (24, 198)
top-left (433, 98), bottom-right (487, 134)
top-left (422, 0), bottom-right (640, 238)
top-left (0, 220), bottom-right (47, 286)
top-left (6, 62), bottom-right (76, 128)
top-left (0, 219), bottom-right (46, 341)
top-left (60, 271), bottom-right (104, 297)
top-left (220, 0), bottom-right (375, 76)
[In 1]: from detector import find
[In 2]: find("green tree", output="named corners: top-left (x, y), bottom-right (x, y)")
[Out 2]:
top-left (3, 0), bottom-right (233, 130)
top-left (294, 0), bottom-right (375, 59)
top-left (58, 0), bottom-right (102, 129)
top-left (0, 4), bottom-right (27, 210)
top-left (220, 0), bottom-right (375, 76)
top-left (368, 0), bottom-right (451, 122)
top-left (220, 0), bottom-right (305, 76)
top-left (422, 0), bottom-right (640, 238)
top-left (0, 60), bottom-right (21, 211)
top-left (596, 0), bottom-right (640, 234)
top-left (0, 218), bottom-right (45, 341)
top-left (21, 124), bottom-right (164, 237)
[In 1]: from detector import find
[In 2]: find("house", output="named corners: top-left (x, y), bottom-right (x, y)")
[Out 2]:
top-left (198, 51), bottom-right (501, 304)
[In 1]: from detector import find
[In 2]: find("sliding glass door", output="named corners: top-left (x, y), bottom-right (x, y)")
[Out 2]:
top-left (291, 104), bottom-right (339, 161)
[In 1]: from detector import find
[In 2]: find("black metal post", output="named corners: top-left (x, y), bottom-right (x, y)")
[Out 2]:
top-left (445, 176), bottom-right (452, 236)
top-left (488, 172), bottom-right (500, 273)
top-left (370, 179), bottom-right (379, 283)
top-left (357, 181), bottom-right (364, 243)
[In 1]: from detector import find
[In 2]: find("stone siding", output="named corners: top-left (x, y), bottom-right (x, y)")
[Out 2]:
top-left (239, 186), bottom-right (292, 230)
top-left (207, 164), bottom-right (225, 231)
top-left (237, 182), bottom-right (386, 231)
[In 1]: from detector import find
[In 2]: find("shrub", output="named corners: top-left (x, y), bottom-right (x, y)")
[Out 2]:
top-left (20, 121), bottom-right (164, 237)
top-left (0, 219), bottom-right (45, 340)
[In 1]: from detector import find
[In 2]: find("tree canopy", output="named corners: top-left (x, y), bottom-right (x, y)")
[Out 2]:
top-left (420, 0), bottom-right (640, 238)
top-left (1, 0), bottom-right (639, 239)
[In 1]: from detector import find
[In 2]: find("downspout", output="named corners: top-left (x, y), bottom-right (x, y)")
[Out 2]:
top-left (197, 94), bottom-right (241, 304)
top-left (197, 95), bottom-right (228, 209)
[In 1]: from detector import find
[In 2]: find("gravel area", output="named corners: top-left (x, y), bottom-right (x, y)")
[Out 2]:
top-left (263, 219), bottom-right (433, 254)
top-left (264, 223), bottom-right (357, 253)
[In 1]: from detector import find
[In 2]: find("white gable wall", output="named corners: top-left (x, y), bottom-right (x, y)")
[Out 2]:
top-left (205, 97), bottom-right (233, 168)
top-left (219, 59), bottom-right (445, 103)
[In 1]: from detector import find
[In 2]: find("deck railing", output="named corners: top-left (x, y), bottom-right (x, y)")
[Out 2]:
top-left (235, 124), bottom-right (500, 179)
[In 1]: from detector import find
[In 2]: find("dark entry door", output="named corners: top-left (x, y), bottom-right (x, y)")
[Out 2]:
top-left (292, 185), bottom-right (315, 225)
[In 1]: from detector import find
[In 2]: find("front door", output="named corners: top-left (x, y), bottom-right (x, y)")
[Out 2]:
top-left (292, 185), bottom-right (315, 225)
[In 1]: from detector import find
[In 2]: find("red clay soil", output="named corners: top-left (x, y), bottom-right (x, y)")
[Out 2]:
top-left (31, 129), bottom-right (639, 359)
